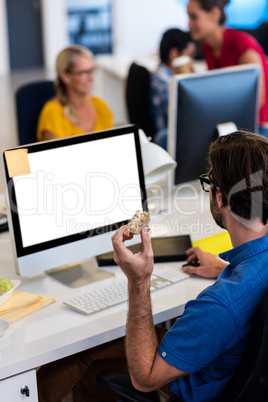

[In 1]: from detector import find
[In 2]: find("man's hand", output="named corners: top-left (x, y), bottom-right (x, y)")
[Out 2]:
top-left (182, 246), bottom-right (227, 279)
top-left (112, 225), bottom-right (154, 285)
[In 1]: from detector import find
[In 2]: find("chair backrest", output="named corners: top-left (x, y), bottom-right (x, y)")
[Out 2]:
top-left (97, 370), bottom-right (172, 402)
top-left (126, 63), bottom-right (157, 139)
top-left (256, 22), bottom-right (268, 55)
top-left (15, 80), bottom-right (56, 145)
top-left (220, 289), bottom-right (268, 401)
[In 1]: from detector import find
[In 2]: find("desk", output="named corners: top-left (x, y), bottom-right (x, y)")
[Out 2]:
top-left (95, 55), bottom-right (206, 125)
top-left (0, 181), bottom-right (220, 400)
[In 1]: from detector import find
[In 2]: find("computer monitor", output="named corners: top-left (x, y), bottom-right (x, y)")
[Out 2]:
top-left (1, 125), bottom-right (147, 287)
top-left (168, 65), bottom-right (260, 186)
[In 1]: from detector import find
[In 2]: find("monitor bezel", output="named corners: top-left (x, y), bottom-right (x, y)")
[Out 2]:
top-left (3, 124), bottom-right (147, 258)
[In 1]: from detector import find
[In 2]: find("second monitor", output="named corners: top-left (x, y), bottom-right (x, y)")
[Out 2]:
top-left (168, 64), bottom-right (260, 185)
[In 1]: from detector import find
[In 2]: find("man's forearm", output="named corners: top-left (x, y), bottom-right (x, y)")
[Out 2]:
top-left (125, 280), bottom-right (159, 387)
top-left (112, 227), bottom-right (187, 391)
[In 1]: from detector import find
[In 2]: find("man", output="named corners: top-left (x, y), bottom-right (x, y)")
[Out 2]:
top-left (151, 28), bottom-right (195, 149)
top-left (37, 131), bottom-right (268, 401)
top-left (112, 131), bottom-right (268, 401)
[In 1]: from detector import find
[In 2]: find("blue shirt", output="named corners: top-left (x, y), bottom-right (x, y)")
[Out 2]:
top-left (158, 234), bottom-right (268, 401)
top-left (150, 64), bottom-right (173, 134)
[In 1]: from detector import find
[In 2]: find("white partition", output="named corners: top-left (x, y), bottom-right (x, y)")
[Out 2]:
top-left (40, 0), bottom-right (69, 72)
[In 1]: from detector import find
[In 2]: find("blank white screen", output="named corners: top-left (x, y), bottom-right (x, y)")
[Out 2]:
top-left (13, 133), bottom-right (143, 248)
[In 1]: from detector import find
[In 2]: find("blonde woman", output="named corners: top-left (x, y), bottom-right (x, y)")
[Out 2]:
top-left (37, 45), bottom-right (113, 141)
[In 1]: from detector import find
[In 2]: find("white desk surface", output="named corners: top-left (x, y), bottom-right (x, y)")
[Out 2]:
top-left (0, 181), bottom-right (221, 381)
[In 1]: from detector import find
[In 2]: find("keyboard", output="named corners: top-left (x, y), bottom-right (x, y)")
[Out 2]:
top-left (63, 266), bottom-right (190, 315)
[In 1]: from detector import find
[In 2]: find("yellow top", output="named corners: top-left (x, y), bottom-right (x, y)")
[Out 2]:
top-left (37, 96), bottom-right (113, 141)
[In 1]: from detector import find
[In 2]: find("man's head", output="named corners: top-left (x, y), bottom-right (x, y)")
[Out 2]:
top-left (208, 131), bottom-right (268, 226)
top-left (159, 28), bottom-right (195, 66)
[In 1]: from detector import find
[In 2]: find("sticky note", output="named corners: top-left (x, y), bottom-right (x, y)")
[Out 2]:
top-left (5, 149), bottom-right (30, 178)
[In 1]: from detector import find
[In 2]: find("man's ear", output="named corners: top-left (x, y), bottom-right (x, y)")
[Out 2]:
top-left (216, 187), bottom-right (224, 208)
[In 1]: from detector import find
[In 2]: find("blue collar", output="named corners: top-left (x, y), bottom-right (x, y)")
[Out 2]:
top-left (219, 234), bottom-right (268, 267)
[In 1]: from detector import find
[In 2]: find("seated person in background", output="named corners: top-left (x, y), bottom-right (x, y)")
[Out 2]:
top-left (151, 28), bottom-right (195, 149)
top-left (187, 0), bottom-right (268, 137)
top-left (37, 45), bottom-right (113, 141)
top-left (37, 131), bottom-right (268, 402)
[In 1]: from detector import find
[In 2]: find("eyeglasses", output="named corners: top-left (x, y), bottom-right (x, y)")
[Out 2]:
top-left (199, 173), bottom-right (212, 192)
top-left (68, 67), bottom-right (96, 78)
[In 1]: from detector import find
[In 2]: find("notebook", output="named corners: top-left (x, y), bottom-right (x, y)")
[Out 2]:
top-left (97, 234), bottom-right (192, 266)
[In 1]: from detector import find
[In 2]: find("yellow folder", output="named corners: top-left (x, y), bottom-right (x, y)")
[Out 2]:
top-left (192, 231), bottom-right (232, 255)
top-left (0, 290), bottom-right (55, 323)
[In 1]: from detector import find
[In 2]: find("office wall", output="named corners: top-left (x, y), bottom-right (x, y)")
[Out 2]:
top-left (6, 0), bottom-right (44, 69)
top-left (0, 0), bottom-right (68, 74)
top-left (112, 0), bottom-right (188, 55)
top-left (0, 0), bottom-right (9, 74)
top-left (0, 0), bottom-right (188, 74)
top-left (40, 0), bottom-right (68, 71)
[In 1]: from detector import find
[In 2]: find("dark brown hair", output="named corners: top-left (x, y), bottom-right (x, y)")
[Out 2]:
top-left (208, 131), bottom-right (268, 224)
top-left (195, 0), bottom-right (230, 25)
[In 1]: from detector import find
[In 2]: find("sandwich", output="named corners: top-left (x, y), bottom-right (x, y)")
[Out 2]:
top-left (124, 210), bottom-right (150, 236)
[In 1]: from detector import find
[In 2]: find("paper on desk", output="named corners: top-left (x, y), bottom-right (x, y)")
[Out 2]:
top-left (0, 290), bottom-right (55, 323)
top-left (192, 231), bottom-right (232, 255)
top-left (4, 296), bottom-right (55, 323)
top-left (0, 290), bottom-right (41, 315)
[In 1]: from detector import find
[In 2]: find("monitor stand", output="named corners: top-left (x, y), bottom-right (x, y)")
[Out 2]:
top-left (216, 121), bottom-right (238, 137)
top-left (45, 257), bottom-right (114, 288)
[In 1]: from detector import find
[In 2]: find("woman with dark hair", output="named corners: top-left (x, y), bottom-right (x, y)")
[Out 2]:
top-left (37, 45), bottom-right (113, 141)
top-left (187, 0), bottom-right (268, 137)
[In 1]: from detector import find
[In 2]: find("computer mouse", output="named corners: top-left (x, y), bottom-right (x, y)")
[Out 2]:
top-left (182, 262), bottom-right (200, 268)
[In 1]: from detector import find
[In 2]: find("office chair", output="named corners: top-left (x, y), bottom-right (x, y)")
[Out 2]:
top-left (15, 80), bottom-right (56, 145)
top-left (97, 370), bottom-right (171, 402)
top-left (97, 289), bottom-right (268, 402)
top-left (126, 62), bottom-right (157, 140)
top-left (220, 289), bottom-right (268, 401)
top-left (256, 22), bottom-right (268, 55)
top-left (242, 23), bottom-right (268, 56)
